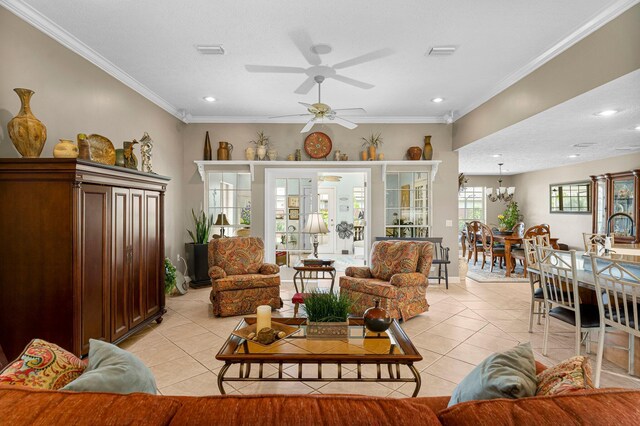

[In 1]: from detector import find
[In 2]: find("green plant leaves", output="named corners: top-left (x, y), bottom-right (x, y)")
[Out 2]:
top-left (303, 291), bottom-right (352, 322)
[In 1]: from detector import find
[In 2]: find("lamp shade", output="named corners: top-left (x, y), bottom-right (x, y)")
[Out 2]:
top-left (302, 213), bottom-right (329, 234)
top-left (214, 213), bottom-right (230, 226)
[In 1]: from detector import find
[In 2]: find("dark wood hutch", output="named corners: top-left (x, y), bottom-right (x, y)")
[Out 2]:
top-left (590, 169), bottom-right (639, 243)
top-left (0, 159), bottom-right (170, 360)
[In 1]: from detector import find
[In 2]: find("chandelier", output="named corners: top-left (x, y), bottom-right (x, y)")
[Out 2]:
top-left (486, 163), bottom-right (515, 202)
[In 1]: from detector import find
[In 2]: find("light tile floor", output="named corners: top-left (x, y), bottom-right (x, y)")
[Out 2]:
top-left (119, 272), bottom-right (640, 398)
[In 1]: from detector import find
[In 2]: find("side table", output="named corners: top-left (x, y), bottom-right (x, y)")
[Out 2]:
top-left (292, 264), bottom-right (336, 317)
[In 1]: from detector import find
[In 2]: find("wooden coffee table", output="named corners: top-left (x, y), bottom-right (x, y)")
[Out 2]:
top-left (215, 317), bottom-right (423, 396)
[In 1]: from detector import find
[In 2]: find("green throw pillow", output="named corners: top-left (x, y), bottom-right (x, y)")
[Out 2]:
top-left (62, 339), bottom-right (157, 394)
top-left (447, 342), bottom-right (537, 407)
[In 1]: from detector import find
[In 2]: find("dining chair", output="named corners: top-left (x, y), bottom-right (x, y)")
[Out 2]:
top-left (511, 225), bottom-right (552, 277)
top-left (537, 246), bottom-right (601, 357)
top-left (524, 238), bottom-right (545, 333)
top-left (479, 223), bottom-right (505, 272)
top-left (591, 254), bottom-right (640, 387)
top-left (583, 233), bottom-right (607, 254)
top-left (466, 221), bottom-right (482, 265)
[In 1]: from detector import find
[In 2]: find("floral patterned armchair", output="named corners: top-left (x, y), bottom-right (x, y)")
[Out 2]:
top-left (339, 240), bottom-right (433, 321)
top-left (208, 237), bottom-right (283, 317)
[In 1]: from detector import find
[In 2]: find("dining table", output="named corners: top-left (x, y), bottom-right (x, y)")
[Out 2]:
top-left (492, 233), bottom-right (559, 278)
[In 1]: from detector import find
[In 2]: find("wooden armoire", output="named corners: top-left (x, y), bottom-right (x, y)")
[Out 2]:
top-left (0, 159), bottom-right (170, 360)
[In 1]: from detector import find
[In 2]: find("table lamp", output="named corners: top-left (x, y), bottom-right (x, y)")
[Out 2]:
top-left (302, 212), bottom-right (329, 258)
top-left (214, 213), bottom-right (230, 237)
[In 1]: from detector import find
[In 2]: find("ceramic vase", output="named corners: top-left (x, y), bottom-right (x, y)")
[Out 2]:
top-left (423, 135), bottom-right (433, 160)
top-left (363, 299), bottom-right (392, 333)
top-left (7, 88), bottom-right (47, 158)
top-left (257, 145), bottom-right (267, 160)
top-left (217, 141), bottom-right (232, 160)
top-left (53, 139), bottom-right (79, 158)
top-left (361, 151), bottom-right (368, 161)
top-left (407, 146), bottom-right (423, 160)
top-left (245, 147), bottom-right (255, 161)
top-left (203, 131), bottom-right (212, 160)
top-left (368, 146), bottom-right (377, 161)
top-left (267, 148), bottom-right (277, 160)
top-left (378, 153), bottom-right (385, 161)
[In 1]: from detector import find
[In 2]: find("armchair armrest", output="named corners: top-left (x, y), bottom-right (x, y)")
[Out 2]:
top-left (259, 263), bottom-right (280, 275)
top-left (208, 266), bottom-right (227, 280)
top-left (345, 266), bottom-right (372, 278)
top-left (390, 272), bottom-right (427, 287)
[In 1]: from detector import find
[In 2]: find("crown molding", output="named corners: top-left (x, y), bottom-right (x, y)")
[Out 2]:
top-left (185, 115), bottom-right (446, 124)
top-left (456, 0), bottom-right (640, 120)
top-left (1, 0), bottom-right (186, 122)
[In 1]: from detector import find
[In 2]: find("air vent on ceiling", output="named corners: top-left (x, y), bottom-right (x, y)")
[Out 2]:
top-left (196, 45), bottom-right (226, 55)
top-left (572, 143), bottom-right (597, 148)
top-left (427, 46), bottom-right (457, 56)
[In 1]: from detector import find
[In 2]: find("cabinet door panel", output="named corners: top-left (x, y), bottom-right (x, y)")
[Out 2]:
top-left (111, 188), bottom-right (129, 339)
top-left (145, 191), bottom-right (161, 317)
top-left (129, 189), bottom-right (145, 327)
top-left (79, 185), bottom-right (111, 354)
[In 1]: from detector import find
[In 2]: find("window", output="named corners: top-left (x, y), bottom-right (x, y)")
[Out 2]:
top-left (385, 171), bottom-right (430, 238)
top-left (206, 172), bottom-right (251, 236)
top-left (550, 182), bottom-right (591, 213)
top-left (458, 187), bottom-right (485, 231)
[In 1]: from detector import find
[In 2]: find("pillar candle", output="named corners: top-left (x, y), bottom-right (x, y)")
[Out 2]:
top-left (256, 305), bottom-right (271, 332)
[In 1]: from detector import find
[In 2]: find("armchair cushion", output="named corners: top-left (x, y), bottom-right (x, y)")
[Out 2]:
top-left (208, 266), bottom-right (227, 280)
top-left (370, 241), bottom-right (419, 281)
top-left (345, 266), bottom-right (372, 278)
top-left (259, 263), bottom-right (280, 275)
top-left (390, 272), bottom-right (427, 288)
top-left (340, 277), bottom-right (398, 299)
top-left (209, 237), bottom-right (265, 275)
top-left (214, 274), bottom-right (280, 292)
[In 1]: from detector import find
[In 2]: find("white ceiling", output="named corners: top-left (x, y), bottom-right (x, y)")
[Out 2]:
top-left (4, 0), bottom-right (633, 123)
top-left (459, 69), bottom-right (640, 175)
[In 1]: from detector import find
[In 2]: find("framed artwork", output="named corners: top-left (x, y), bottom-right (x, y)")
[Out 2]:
top-left (288, 196), bottom-right (300, 208)
top-left (275, 210), bottom-right (285, 220)
top-left (289, 208), bottom-right (300, 220)
top-left (401, 184), bottom-right (411, 208)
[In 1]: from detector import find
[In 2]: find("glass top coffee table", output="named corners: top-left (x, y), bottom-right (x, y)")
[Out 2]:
top-left (215, 317), bottom-right (423, 396)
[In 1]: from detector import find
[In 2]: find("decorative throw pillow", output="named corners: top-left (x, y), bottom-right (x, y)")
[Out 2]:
top-left (61, 339), bottom-right (157, 394)
top-left (0, 339), bottom-right (85, 390)
top-left (536, 355), bottom-right (594, 396)
top-left (448, 342), bottom-right (537, 407)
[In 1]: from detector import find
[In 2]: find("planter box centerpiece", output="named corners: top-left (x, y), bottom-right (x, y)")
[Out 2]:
top-left (304, 291), bottom-right (352, 339)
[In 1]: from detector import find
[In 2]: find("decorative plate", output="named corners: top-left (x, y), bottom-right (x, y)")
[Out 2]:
top-left (232, 321), bottom-right (301, 346)
top-left (86, 134), bottom-right (116, 165)
top-left (304, 132), bottom-right (332, 159)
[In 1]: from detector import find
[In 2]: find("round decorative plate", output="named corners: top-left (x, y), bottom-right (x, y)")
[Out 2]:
top-left (304, 132), bottom-right (332, 159)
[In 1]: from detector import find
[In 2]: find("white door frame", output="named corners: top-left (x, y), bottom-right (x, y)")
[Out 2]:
top-left (317, 186), bottom-right (337, 254)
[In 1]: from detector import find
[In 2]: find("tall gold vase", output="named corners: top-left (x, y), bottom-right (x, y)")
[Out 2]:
top-left (423, 135), bottom-right (433, 160)
top-left (7, 88), bottom-right (47, 158)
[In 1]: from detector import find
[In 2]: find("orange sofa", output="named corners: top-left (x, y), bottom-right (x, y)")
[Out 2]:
top-left (1, 386), bottom-right (640, 425)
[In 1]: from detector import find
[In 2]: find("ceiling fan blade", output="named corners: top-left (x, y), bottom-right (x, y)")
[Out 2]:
top-left (294, 76), bottom-right (317, 94)
top-left (332, 108), bottom-right (367, 114)
top-left (330, 116), bottom-right (358, 130)
top-left (290, 29), bottom-right (322, 66)
top-left (269, 113), bottom-right (313, 119)
top-left (298, 102), bottom-right (314, 108)
top-left (328, 74), bottom-right (374, 90)
top-left (245, 65), bottom-right (306, 73)
top-left (332, 48), bottom-right (394, 70)
top-left (300, 118), bottom-right (316, 133)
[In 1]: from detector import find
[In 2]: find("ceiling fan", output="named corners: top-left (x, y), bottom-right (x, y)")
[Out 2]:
top-left (271, 75), bottom-right (365, 133)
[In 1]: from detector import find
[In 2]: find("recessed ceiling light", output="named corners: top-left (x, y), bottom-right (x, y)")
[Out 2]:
top-left (491, 154), bottom-right (502, 158)
top-left (568, 154), bottom-right (580, 158)
top-left (634, 125), bottom-right (640, 131)
top-left (431, 97), bottom-right (444, 103)
top-left (203, 96), bottom-right (216, 102)
top-left (595, 110), bottom-right (618, 116)
top-left (311, 44), bottom-right (332, 55)
top-left (195, 45), bottom-right (225, 55)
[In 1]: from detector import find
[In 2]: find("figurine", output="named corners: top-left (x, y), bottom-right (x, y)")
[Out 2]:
top-left (123, 140), bottom-right (138, 170)
top-left (139, 132), bottom-right (153, 173)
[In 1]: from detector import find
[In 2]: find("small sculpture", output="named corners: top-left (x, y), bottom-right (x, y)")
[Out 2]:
top-left (139, 132), bottom-right (153, 173)
top-left (123, 140), bottom-right (138, 170)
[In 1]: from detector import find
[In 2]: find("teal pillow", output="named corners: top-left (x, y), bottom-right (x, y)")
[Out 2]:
top-left (62, 339), bottom-right (157, 394)
top-left (447, 342), bottom-right (537, 407)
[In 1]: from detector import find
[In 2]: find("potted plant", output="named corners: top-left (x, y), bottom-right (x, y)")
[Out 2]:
top-left (185, 209), bottom-right (214, 288)
top-left (361, 133), bottom-right (383, 161)
top-left (497, 201), bottom-right (522, 234)
top-left (164, 257), bottom-right (177, 295)
top-left (304, 291), bottom-right (352, 339)
top-left (250, 131), bottom-right (270, 160)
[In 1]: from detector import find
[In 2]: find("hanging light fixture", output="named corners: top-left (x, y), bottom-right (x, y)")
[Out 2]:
top-left (486, 163), bottom-right (515, 202)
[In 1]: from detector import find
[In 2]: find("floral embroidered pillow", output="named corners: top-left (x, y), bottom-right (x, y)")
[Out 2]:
top-left (536, 356), bottom-right (594, 396)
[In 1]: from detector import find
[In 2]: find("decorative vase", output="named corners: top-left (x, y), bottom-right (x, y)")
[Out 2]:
top-left (368, 146), bottom-right (377, 161)
top-left (53, 139), bottom-right (79, 158)
top-left (204, 131), bottom-right (212, 160)
top-left (114, 148), bottom-right (125, 166)
top-left (123, 141), bottom-right (138, 170)
top-left (361, 150), bottom-right (368, 161)
top-left (287, 153), bottom-right (295, 161)
top-left (295, 149), bottom-right (302, 161)
top-left (363, 299), bottom-right (392, 333)
top-left (77, 133), bottom-right (91, 160)
top-left (407, 146), bottom-right (423, 160)
top-left (334, 150), bottom-right (341, 161)
top-left (423, 135), bottom-right (433, 160)
top-left (257, 145), bottom-right (267, 160)
top-left (7, 88), bottom-right (47, 158)
top-left (217, 141), bottom-right (233, 160)
top-left (378, 153), bottom-right (385, 161)
top-left (267, 148), bottom-right (277, 160)
top-left (306, 320), bottom-right (349, 339)
top-left (245, 147), bottom-right (255, 161)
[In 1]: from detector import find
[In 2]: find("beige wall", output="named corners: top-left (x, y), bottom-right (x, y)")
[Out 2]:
top-left (0, 8), bottom-right (185, 259)
top-left (512, 153), bottom-right (640, 249)
top-left (453, 4), bottom-right (640, 149)
top-left (464, 175), bottom-right (516, 227)
top-left (183, 123), bottom-right (460, 275)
